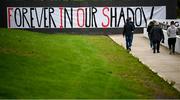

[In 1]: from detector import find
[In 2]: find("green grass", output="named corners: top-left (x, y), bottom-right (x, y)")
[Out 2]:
top-left (0, 28), bottom-right (180, 99)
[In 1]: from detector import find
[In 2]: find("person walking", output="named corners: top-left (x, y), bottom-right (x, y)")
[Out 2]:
top-left (167, 21), bottom-right (177, 54)
top-left (147, 21), bottom-right (155, 48)
top-left (150, 22), bottom-right (164, 53)
top-left (123, 17), bottom-right (135, 51)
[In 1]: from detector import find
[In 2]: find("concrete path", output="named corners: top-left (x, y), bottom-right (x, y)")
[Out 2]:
top-left (109, 34), bottom-right (180, 92)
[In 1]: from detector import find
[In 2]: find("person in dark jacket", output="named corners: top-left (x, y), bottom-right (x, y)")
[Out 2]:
top-left (147, 21), bottom-right (155, 48)
top-left (129, 17), bottom-right (135, 31)
top-left (150, 22), bottom-right (164, 53)
top-left (123, 17), bottom-right (135, 51)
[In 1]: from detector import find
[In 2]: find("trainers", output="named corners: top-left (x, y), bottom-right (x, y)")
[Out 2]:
top-left (173, 52), bottom-right (175, 55)
top-left (169, 51), bottom-right (172, 55)
top-left (157, 51), bottom-right (160, 53)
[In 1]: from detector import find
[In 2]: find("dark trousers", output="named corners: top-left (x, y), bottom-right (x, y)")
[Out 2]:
top-left (148, 33), bottom-right (153, 48)
top-left (125, 35), bottom-right (133, 50)
top-left (168, 38), bottom-right (176, 53)
top-left (152, 40), bottom-right (160, 53)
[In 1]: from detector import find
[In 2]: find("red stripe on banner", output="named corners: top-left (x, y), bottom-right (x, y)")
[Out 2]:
top-left (59, 7), bottom-right (63, 30)
top-left (8, 7), bottom-right (13, 28)
top-left (77, 8), bottom-right (85, 27)
top-left (102, 7), bottom-right (110, 28)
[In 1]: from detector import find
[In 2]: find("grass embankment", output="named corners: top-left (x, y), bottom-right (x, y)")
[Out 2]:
top-left (0, 28), bottom-right (180, 99)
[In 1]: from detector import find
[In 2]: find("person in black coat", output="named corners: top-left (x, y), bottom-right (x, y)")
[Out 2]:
top-left (123, 17), bottom-right (135, 51)
top-left (150, 22), bottom-right (164, 53)
top-left (147, 21), bottom-right (155, 48)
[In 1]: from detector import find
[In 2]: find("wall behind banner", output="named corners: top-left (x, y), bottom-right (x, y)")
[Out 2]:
top-left (0, 0), bottom-right (177, 34)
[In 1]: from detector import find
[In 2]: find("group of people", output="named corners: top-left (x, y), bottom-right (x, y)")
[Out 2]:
top-left (147, 20), bottom-right (178, 54)
top-left (123, 17), bottom-right (178, 54)
top-left (147, 21), bottom-right (164, 53)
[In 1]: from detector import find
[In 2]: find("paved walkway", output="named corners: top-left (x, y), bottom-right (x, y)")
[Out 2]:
top-left (109, 34), bottom-right (180, 92)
